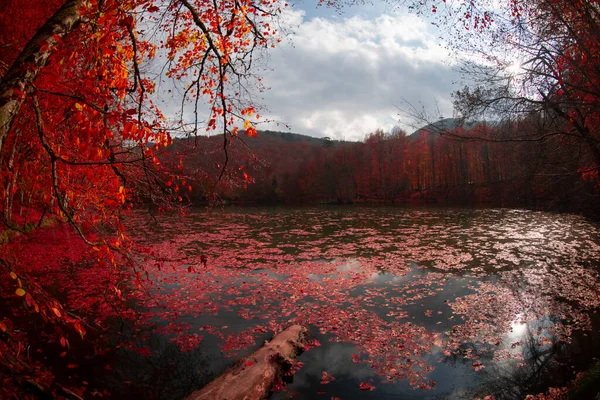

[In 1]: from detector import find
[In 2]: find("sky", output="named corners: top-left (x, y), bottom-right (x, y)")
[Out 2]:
top-left (152, 0), bottom-right (464, 142)
top-left (252, 0), bottom-right (462, 141)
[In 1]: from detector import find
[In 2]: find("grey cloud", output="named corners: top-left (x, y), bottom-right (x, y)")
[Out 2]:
top-left (257, 12), bottom-right (461, 140)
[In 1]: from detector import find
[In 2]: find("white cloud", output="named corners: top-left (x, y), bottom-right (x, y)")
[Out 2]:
top-left (257, 8), bottom-right (461, 141)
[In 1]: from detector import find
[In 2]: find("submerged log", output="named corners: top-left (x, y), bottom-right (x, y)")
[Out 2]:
top-left (186, 324), bottom-right (307, 400)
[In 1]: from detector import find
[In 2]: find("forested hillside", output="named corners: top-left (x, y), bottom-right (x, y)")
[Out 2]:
top-left (168, 122), bottom-right (598, 215)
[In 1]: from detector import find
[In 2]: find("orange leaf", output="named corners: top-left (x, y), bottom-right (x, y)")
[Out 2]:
top-left (75, 323), bottom-right (86, 339)
top-left (15, 288), bottom-right (26, 297)
top-left (25, 293), bottom-right (34, 307)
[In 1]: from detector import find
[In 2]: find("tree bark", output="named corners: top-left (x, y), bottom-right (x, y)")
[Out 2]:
top-left (186, 325), bottom-right (307, 400)
top-left (0, 0), bottom-right (82, 154)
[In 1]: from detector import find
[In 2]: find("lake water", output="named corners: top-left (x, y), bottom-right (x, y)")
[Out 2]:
top-left (96, 206), bottom-right (600, 399)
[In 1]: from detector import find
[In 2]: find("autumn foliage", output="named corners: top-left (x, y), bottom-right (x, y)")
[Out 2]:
top-left (1, 0), bottom-right (600, 397)
top-left (171, 124), bottom-right (598, 214)
top-left (0, 0), bottom-right (280, 396)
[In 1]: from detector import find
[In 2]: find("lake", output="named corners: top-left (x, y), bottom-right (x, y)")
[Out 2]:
top-left (93, 206), bottom-right (600, 399)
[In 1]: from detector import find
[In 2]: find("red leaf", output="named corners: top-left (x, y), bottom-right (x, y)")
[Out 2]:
top-left (320, 371), bottom-right (335, 384)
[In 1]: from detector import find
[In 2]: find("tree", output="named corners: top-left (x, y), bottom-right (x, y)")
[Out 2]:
top-left (0, 0), bottom-right (282, 395)
top-left (447, 0), bottom-right (600, 185)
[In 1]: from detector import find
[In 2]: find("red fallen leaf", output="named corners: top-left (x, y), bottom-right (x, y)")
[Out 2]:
top-left (60, 352), bottom-right (67, 357)
top-left (244, 360), bottom-right (255, 367)
top-left (104, 364), bottom-right (112, 370)
top-left (317, 388), bottom-right (327, 395)
top-left (359, 382), bottom-right (375, 391)
top-left (472, 361), bottom-right (485, 371)
top-left (67, 364), bottom-right (79, 369)
top-left (320, 371), bottom-right (335, 384)
top-left (304, 338), bottom-right (321, 350)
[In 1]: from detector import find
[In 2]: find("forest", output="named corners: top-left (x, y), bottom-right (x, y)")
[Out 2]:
top-left (1, 0), bottom-right (600, 398)
top-left (172, 122), bottom-right (598, 215)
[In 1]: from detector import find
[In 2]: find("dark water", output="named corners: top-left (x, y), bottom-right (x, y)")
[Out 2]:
top-left (84, 207), bottom-right (600, 399)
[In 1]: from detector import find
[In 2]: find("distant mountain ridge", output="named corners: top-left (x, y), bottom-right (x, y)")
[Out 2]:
top-left (257, 130), bottom-right (337, 145)
top-left (258, 119), bottom-right (492, 143)
top-left (169, 119), bottom-right (492, 147)
top-left (409, 118), bottom-right (489, 136)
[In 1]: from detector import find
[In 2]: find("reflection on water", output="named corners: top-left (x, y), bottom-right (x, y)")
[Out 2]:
top-left (89, 207), bottom-right (600, 399)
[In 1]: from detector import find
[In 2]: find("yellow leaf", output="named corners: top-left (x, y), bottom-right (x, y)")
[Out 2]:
top-left (75, 323), bottom-right (86, 339)
top-left (0, 322), bottom-right (7, 332)
top-left (15, 288), bottom-right (26, 296)
top-left (52, 307), bottom-right (62, 318)
top-left (10, 272), bottom-right (17, 280)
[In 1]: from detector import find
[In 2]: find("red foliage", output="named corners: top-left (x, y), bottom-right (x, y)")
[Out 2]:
top-left (0, 0), bottom-right (283, 395)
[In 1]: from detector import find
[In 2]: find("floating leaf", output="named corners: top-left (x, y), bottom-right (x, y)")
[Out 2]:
top-left (359, 382), bottom-right (375, 391)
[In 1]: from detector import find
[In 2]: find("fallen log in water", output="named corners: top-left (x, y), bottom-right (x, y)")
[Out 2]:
top-left (186, 324), bottom-right (307, 400)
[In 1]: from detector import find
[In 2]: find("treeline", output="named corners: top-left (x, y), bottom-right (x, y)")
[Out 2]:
top-left (167, 119), bottom-right (598, 214)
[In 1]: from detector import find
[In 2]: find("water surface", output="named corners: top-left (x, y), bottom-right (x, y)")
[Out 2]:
top-left (103, 207), bottom-right (600, 399)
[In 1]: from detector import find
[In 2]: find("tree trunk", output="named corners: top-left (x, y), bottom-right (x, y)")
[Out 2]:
top-left (0, 0), bottom-right (82, 154)
top-left (3, 128), bottom-right (20, 223)
top-left (186, 325), bottom-right (306, 400)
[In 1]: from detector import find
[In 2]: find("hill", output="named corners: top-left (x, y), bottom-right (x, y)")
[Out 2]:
top-left (410, 118), bottom-right (490, 136)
